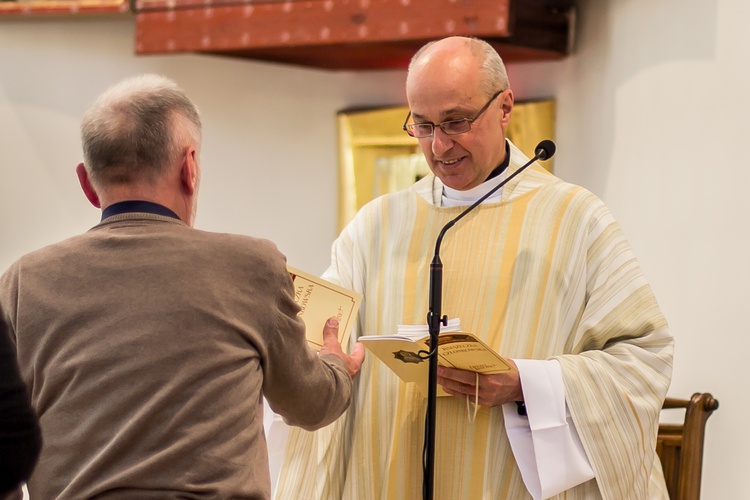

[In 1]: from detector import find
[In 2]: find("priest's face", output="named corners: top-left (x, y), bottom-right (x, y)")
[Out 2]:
top-left (406, 41), bottom-right (513, 191)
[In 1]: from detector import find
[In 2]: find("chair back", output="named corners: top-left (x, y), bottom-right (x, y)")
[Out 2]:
top-left (657, 392), bottom-right (719, 500)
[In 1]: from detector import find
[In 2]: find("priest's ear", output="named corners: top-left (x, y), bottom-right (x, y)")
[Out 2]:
top-left (76, 163), bottom-right (101, 208)
top-left (500, 89), bottom-right (514, 127)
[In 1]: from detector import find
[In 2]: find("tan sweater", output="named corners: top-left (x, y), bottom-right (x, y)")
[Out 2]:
top-left (0, 212), bottom-right (352, 499)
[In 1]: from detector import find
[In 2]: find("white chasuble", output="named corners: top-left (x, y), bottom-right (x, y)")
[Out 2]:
top-left (275, 142), bottom-right (673, 500)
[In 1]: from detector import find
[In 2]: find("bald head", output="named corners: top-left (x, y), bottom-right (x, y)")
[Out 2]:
top-left (407, 36), bottom-right (509, 100)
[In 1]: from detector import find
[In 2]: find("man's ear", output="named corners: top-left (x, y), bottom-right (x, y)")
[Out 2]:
top-left (76, 163), bottom-right (101, 208)
top-left (180, 148), bottom-right (198, 196)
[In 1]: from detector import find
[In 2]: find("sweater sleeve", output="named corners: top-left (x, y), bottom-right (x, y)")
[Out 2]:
top-left (258, 251), bottom-right (353, 431)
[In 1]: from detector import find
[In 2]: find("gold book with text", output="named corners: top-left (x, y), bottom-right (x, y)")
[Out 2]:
top-left (358, 319), bottom-right (516, 396)
top-left (288, 266), bottom-right (362, 351)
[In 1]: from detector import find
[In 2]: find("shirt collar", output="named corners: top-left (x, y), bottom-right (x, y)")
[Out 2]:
top-left (101, 200), bottom-right (181, 221)
top-left (485, 141), bottom-right (511, 181)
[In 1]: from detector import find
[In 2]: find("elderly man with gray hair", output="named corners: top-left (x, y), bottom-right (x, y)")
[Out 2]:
top-left (0, 74), bottom-right (363, 499)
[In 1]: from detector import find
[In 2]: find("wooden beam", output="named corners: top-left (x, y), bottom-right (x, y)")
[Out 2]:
top-left (134, 0), bottom-right (573, 70)
top-left (0, 0), bottom-right (129, 17)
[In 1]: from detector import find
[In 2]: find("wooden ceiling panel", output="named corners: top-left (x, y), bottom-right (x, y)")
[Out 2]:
top-left (134, 0), bottom-right (574, 70)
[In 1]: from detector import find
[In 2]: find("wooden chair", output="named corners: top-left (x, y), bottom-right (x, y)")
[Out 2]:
top-left (656, 392), bottom-right (719, 500)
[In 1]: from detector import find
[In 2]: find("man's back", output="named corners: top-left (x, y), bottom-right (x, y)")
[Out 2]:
top-left (1, 212), bottom-right (350, 499)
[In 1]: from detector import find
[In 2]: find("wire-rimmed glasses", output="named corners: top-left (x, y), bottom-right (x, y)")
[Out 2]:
top-left (402, 90), bottom-right (504, 138)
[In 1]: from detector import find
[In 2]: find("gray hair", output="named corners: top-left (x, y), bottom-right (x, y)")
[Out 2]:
top-left (408, 36), bottom-right (510, 98)
top-left (80, 74), bottom-right (202, 186)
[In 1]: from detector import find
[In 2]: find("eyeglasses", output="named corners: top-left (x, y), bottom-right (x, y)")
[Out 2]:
top-left (402, 90), bottom-right (504, 138)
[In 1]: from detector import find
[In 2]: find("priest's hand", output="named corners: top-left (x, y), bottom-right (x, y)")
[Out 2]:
top-left (318, 317), bottom-right (365, 379)
top-left (437, 361), bottom-right (522, 407)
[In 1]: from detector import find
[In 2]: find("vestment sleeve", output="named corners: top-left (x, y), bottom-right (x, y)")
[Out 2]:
top-left (503, 359), bottom-right (594, 499)
top-left (553, 204), bottom-right (673, 500)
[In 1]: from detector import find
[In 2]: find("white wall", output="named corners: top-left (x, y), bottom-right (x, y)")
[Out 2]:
top-left (0, 16), bottom-right (407, 274)
top-left (1, 1), bottom-right (747, 497)
top-left (509, 0), bottom-right (748, 497)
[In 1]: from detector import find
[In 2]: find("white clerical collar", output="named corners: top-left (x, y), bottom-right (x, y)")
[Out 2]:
top-left (441, 168), bottom-right (508, 207)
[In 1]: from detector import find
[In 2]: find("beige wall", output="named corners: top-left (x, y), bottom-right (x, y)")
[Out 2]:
top-left (1, 0), bottom-right (748, 496)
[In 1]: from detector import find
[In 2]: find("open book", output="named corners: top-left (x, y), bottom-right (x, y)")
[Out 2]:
top-left (288, 266), bottom-right (362, 351)
top-left (358, 318), bottom-right (516, 396)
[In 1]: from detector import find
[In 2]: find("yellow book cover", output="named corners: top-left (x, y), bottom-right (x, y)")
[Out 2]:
top-left (288, 266), bottom-right (362, 351)
top-left (358, 319), bottom-right (516, 396)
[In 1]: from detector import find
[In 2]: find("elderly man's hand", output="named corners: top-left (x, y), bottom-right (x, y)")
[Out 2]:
top-left (318, 317), bottom-right (365, 378)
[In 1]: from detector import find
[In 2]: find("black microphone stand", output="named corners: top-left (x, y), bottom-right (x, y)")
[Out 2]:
top-left (421, 141), bottom-right (555, 500)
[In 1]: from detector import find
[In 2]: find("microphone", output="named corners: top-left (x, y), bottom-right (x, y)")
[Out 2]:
top-left (535, 139), bottom-right (556, 161)
top-left (422, 139), bottom-right (556, 499)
